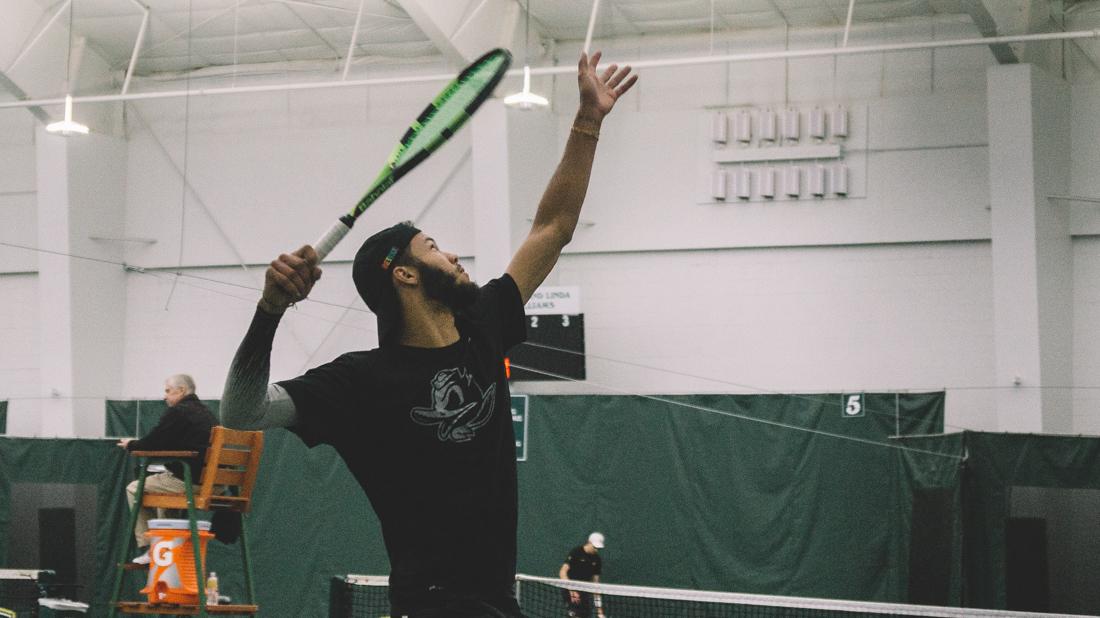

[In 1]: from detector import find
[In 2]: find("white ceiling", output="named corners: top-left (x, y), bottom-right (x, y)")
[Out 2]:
top-left (14, 0), bottom-right (1100, 83)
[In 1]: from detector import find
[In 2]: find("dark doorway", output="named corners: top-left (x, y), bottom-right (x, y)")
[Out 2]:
top-left (8, 483), bottom-right (98, 603)
top-left (908, 488), bottom-right (954, 604)
top-left (1009, 487), bottom-right (1100, 614)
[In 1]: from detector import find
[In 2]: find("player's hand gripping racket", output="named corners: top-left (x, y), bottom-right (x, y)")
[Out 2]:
top-left (312, 48), bottom-right (512, 261)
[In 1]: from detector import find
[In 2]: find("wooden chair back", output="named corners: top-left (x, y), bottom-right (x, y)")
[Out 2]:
top-left (139, 426), bottom-right (264, 513)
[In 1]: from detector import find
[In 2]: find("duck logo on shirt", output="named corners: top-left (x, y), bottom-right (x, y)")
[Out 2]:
top-left (410, 367), bottom-right (496, 442)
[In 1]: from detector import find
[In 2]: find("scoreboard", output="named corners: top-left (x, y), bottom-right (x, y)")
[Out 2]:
top-left (507, 286), bottom-right (586, 382)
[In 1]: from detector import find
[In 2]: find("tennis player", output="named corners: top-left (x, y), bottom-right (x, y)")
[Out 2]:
top-left (221, 52), bottom-right (636, 618)
top-left (559, 532), bottom-right (606, 618)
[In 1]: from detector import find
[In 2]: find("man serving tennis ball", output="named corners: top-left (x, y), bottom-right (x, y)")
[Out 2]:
top-left (221, 51), bottom-right (636, 617)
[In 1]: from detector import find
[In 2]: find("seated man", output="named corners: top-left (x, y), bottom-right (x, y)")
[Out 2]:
top-left (117, 374), bottom-right (218, 564)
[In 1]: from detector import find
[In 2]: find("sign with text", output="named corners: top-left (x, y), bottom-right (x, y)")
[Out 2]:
top-left (524, 286), bottom-right (581, 315)
top-left (512, 395), bottom-right (529, 461)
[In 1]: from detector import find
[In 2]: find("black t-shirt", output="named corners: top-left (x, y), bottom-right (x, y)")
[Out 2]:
top-left (127, 394), bottom-right (218, 481)
top-left (565, 545), bottom-right (602, 582)
top-left (278, 275), bottom-right (527, 600)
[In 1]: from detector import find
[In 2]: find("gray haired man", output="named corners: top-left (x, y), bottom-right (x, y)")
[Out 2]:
top-left (117, 374), bottom-right (218, 564)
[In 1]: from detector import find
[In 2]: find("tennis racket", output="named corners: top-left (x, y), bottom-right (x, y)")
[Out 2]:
top-left (312, 48), bottom-right (512, 261)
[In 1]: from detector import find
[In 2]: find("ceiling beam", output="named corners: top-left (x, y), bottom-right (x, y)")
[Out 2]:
top-left (396, 0), bottom-right (522, 64)
top-left (0, 0), bottom-right (117, 129)
top-left (962, 0), bottom-right (1022, 63)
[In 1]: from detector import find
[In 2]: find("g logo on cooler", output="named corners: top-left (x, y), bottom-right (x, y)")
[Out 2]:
top-left (152, 540), bottom-right (175, 567)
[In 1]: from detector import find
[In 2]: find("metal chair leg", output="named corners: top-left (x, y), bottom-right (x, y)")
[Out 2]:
top-left (108, 457), bottom-right (149, 618)
top-left (239, 513), bottom-right (255, 604)
top-left (182, 466), bottom-right (208, 618)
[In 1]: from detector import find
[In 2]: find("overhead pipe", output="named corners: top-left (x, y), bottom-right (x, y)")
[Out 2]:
top-left (121, 0), bottom-right (150, 95)
top-left (583, 0), bottom-right (601, 54)
top-left (1, 28), bottom-right (1098, 110)
top-left (842, 0), bottom-right (855, 47)
top-left (342, 0), bottom-right (365, 80)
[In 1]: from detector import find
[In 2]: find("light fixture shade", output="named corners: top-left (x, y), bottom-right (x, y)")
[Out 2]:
top-left (736, 168), bottom-right (752, 199)
top-left (760, 110), bottom-right (778, 143)
top-left (711, 170), bottom-right (728, 201)
top-left (830, 106), bottom-right (849, 139)
top-left (784, 166), bottom-right (801, 197)
top-left (712, 111), bottom-right (728, 145)
top-left (809, 107), bottom-right (826, 141)
top-left (831, 163), bottom-right (850, 196)
top-left (734, 110), bottom-right (752, 144)
top-left (46, 95), bottom-right (89, 136)
top-left (759, 167), bottom-right (776, 198)
top-left (504, 65), bottom-right (549, 110)
top-left (810, 164), bottom-right (827, 196)
top-left (782, 108), bottom-right (800, 142)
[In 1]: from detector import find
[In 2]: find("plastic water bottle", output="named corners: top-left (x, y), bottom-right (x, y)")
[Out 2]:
top-left (205, 571), bottom-right (219, 605)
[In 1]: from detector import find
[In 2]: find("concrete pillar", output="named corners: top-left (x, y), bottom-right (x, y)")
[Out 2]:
top-left (986, 64), bottom-right (1073, 432)
top-left (36, 129), bottom-right (127, 437)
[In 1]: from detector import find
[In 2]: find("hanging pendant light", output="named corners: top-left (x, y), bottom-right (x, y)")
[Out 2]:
top-left (504, 0), bottom-right (548, 110)
top-left (46, 95), bottom-right (89, 136)
top-left (47, 0), bottom-right (88, 136)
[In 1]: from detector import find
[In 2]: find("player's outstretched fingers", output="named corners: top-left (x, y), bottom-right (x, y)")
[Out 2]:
top-left (607, 66), bottom-right (631, 90)
top-left (617, 73), bottom-right (639, 96)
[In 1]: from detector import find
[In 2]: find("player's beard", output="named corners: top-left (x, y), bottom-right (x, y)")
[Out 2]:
top-left (417, 259), bottom-right (479, 313)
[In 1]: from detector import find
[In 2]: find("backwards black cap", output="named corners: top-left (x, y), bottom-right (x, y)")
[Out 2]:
top-left (352, 221), bottom-right (421, 344)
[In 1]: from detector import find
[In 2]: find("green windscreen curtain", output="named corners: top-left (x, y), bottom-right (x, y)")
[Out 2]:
top-left (0, 401), bottom-right (6, 434)
top-left (105, 399), bottom-right (221, 437)
top-left (2, 392), bottom-right (946, 615)
top-left (518, 392), bottom-right (947, 602)
top-left (900, 432), bottom-right (1100, 609)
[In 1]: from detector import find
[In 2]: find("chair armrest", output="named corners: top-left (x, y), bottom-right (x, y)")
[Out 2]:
top-left (129, 450), bottom-right (199, 458)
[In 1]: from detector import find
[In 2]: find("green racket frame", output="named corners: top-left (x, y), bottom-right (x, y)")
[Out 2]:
top-left (313, 48), bottom-right (513, 261)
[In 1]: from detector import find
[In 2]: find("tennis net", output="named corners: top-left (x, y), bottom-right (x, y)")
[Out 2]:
top-left (329, 573), bottom-right (1092, 618)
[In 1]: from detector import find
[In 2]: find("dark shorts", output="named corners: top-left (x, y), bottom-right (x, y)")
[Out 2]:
top-left (562, 589), bottom-right (593, 618)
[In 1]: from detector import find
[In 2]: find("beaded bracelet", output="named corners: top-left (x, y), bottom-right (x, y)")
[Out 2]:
top-left (571, 123), bottom-right (600, 140)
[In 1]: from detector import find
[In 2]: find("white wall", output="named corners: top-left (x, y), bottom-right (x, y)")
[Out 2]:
top-left (3, 17), bottom-right (1100, 435)
top-left (535, 242), bottom-right (998, 433)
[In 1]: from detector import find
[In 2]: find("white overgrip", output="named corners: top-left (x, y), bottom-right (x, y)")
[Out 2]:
top-left (313, 219), bottom-right (352, 262)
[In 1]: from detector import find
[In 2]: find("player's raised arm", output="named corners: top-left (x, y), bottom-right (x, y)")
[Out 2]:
top-left (506, 51), bottom-right (638, 303)
top-left (221, 246), bottom-right (321, 430)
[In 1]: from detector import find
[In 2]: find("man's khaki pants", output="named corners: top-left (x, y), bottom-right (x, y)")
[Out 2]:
top-left (125, 472), bottom-right (186, 548)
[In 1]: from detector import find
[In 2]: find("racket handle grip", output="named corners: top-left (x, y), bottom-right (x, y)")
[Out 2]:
top-left (313, 217), bottom-right (353, 263)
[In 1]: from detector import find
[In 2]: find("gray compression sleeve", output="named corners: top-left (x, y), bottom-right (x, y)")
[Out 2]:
top-left (220, 306), bottom-right (300, 430)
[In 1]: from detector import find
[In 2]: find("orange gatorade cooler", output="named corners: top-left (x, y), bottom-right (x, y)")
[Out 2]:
top-left (140, 519), bottom-right (213, 604)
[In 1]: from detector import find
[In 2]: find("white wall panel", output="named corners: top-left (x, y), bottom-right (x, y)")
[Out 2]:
top-left (0, 112), bottom-right (38, 274)
top-left (0, 274), bottom-right (40, 435)
top-left (1073, 236), bottom-right (1100, 435)
top-left (1069, 82), bottom-right (1100, 235)
top-left (519, 241), bottom-right (997, 431)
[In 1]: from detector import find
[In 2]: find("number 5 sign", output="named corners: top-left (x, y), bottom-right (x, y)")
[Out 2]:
top-left (842, 394), bottom-right (864, 418)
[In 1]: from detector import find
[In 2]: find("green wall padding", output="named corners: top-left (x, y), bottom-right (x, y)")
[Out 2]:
top-left (901, 432), bottom-right (1100, 609)
top-left (2, 392), bottom-right (952, 614)
top-left (105, 399), bottom-right (221, 437)
top-left (517, 392), bottom-right (947, 601)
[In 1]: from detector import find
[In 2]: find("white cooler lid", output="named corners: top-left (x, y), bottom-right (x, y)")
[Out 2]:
top-left (148, 518), bottom-right (212, 531)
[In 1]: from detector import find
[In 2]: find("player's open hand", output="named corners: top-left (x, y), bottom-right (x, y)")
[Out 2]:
top-left (577, 51), bottom-right (638, 119)
top-left (261, 245), bottom-right (322, 314)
